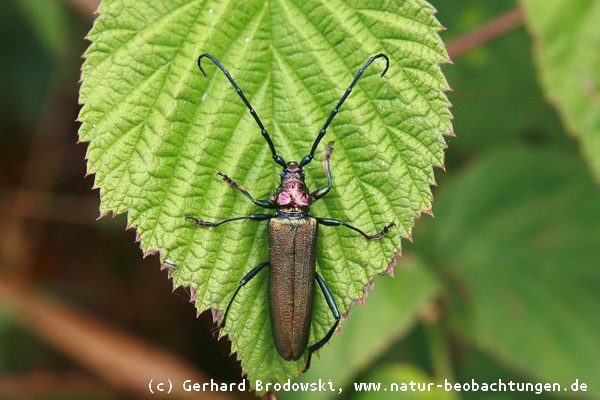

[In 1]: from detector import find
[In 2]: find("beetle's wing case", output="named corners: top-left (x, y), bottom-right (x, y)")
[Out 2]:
top-left (268, 215), bottom-right (317, 361)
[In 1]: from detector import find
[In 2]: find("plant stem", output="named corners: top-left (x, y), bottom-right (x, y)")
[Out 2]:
top-left (447, 7), bottom-right (525, 59)
top-left (424, 319), bottom-right (455, 382)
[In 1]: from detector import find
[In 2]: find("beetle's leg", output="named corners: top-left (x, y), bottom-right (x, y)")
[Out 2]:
top-left (217, 172), bottom-right (275, 209)
top-left (303, 272), bottom-right (341, 373)
top-left (317, 218), bottom-right (395, 239)
top-left (211, 261), bottom-right (269, 334)
top-left (311, 141), bottom-right (334, 201)
top-left (187, 213), bottom-right (272, 227)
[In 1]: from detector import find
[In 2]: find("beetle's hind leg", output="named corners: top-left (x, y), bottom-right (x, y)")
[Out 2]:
top-left (211, 261), bottom-right (269, 334)
top-left (303, 272), bottom-right (341, 373)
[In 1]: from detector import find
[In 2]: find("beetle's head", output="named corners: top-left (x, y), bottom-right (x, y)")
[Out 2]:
top-left (271, 161), bottom-right (311, 211)
top-left (280, 161), bottom-right (305, 184)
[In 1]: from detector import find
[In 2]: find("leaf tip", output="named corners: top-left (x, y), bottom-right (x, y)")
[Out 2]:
top-left (161, 260), bottom-right (176, 271)
top-left (381, 251), bottom-right (399, 277)
top-left (96, 210), bottom-right (110, 220)
top-left (142, 248), bottom-right (158, 258)
top-left (162, 262), bottom-right (176, 280)
top-left (211, 308), bottom-right (223, 325)
top-left (188, 286), bottom-right (197, 303)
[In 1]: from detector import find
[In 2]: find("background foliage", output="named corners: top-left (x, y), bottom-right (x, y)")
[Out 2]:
top-left (0, 0), bottom-right (598, 399)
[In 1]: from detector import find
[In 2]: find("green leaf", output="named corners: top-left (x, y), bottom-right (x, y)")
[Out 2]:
top-left (78, 0), bottom-right (451, 386)
top-left (521, 0), bottom-right (600, 181)
top-left (419, 148), bottom-right (600, 392)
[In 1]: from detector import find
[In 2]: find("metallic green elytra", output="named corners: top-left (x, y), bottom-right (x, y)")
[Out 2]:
top-left (269, 216), bottom-right (318, 361)
top-left (187, 53), bottom-right (395, 372)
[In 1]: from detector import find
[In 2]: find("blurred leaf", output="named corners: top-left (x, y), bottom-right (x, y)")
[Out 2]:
top-left (0, 2), bottom-right (69, 128)
top-left (458, 348), bottom-right (560, 400)
top-left (78, 0), bottom-right (451, 386)
top-left (430, 0), bottom-right (570, 159)
top-left (16, 0), bottom-right (70, 54)
top-left (521, 0), bottom-right (600, 181)
top-left (285, 256), bottom-right (442, 400)
top-left (418, 148), bottom-right (600, 395)
top-left (354, 363), bottom-right (458, 400)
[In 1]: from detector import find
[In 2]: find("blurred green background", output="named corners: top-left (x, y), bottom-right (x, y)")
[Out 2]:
top-left (1, 0), bottom-right (598, 399)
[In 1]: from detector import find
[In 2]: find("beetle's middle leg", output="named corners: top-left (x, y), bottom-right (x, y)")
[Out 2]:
top-left (303, 272), bottom-right (340, 372)
top-left (311, 141), bottom-right (334, 200)
top-left (211, 261), bottom-right (269, 334)
top-left (317, 218), bottom-right (395, 239)
top-left (216, 172), bottom-right (275, 209)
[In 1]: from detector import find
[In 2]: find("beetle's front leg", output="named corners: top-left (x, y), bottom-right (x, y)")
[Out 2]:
top-left (317, 217), bottom-right (395, 239)
top-left (217, 172), bottom-right (275, 209)
top-left (187, 213), bottom-right (272, 227)
top-left (311, 141), bottom-right (334, 200)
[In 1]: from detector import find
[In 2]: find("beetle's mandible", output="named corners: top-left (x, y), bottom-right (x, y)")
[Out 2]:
top-left (187, 53), bottom-right (395, 372)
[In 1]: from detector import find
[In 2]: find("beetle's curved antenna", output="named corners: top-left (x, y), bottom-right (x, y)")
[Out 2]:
top-left (299, 53), bottom-right (390, 168)
top-left (198, 53), bottom-right (287, 168)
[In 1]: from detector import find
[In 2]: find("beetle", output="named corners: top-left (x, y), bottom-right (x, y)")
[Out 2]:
top-left (187, 53), bottom-right (395, 372)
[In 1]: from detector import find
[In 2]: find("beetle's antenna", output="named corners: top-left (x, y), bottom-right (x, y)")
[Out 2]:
top-left (299, 53), bottom-right (390, 168)
top-left (198, 53), bottom-right (287, 168)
